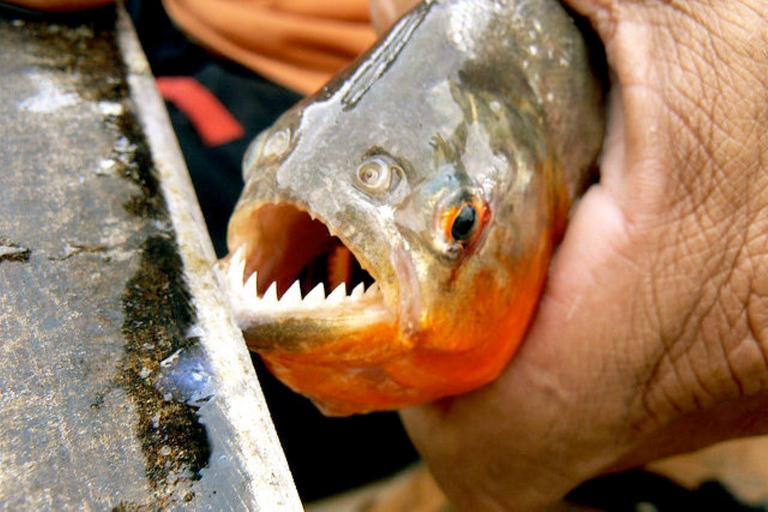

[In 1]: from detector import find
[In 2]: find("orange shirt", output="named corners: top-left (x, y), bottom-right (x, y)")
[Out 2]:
top-left (162, 0), bottom-right (378, 95)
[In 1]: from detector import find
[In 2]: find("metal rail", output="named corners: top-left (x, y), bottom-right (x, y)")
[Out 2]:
top-left (0, 5), bottom-right (301, 509)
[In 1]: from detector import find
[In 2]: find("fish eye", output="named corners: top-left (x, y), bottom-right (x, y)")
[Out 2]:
top-left (451, 203), bottom-right (477, 242)
top-left (355, 156), bottom-right (403, 194)
top-left (439, 195), bottom-right (488, 254)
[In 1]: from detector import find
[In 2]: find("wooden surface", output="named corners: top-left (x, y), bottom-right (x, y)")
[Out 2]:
top-left (0, 6), bottom-right (300, 509)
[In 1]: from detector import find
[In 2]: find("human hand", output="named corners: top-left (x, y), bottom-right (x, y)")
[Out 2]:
top-left (400, 0), bottom-right (768, 509)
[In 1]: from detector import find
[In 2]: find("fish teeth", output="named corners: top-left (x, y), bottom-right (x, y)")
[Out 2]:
top-left (304, 282), bottom-right (326, 304)
top-left (228, 247), bottom-right (246, 288)
top-left (223, 245), bottom-right (383, 317)
top-left (262, 281), bottom-right (278, 305)
top-left (327, 282), bottom-right (346, 303)
top-left (349, 282), bottom-right (365, 300)
top-left (281, 280), bottom-right (302, 305)
top-left (243, 271), bottom-right (258, 302)
top-left (364, 282), bottom-right (380, 297)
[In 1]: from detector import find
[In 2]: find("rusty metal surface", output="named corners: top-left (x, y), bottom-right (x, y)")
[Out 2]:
top-left (0, 6), bottom-right (300, 509)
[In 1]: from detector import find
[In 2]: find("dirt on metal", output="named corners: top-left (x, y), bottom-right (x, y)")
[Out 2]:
top-left (2, 10), bottom-right (211, 506)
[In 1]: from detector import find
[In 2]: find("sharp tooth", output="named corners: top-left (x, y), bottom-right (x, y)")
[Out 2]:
top-left (243, 271), bottom-right (258, 304)
top-left (227, 247), bottom-right (246, 288)
top-left (281, 280), bottom-right (302, 305)
top-left (365, 283), bottom-right (380, 297)
top-left (327, 282), bottom-right (346, 303)
top-left (350, 282), bottom-right (365, 300)
top-left (263, 281), bottom-right (278, 305)
top-left (231, 245), bottom-right (244, 261)
top-left (304, 283), bottom-right (326, 305)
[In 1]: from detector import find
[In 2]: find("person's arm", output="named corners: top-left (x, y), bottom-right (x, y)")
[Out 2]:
top-left (400, 0), bottom-right (768, 509)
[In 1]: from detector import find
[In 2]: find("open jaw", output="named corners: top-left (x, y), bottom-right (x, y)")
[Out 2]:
top-left (222, 203), bottom-right (393, 352)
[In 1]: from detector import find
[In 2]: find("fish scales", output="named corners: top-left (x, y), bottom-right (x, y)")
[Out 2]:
top-left (223, 0), bottom-right (605, 415)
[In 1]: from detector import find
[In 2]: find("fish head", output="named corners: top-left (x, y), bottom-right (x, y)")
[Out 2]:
top-left (224, 74), bottom-right (561, 415)
top-left (222, 0), bottom-right (602, 415)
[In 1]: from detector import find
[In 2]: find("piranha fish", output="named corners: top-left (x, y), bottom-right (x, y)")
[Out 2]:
top-left (221, 0), bottom-right (604, 416)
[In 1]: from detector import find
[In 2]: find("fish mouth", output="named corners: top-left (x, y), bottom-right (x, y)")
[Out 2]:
top-left (222, 202), bottom-right (394, 353)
